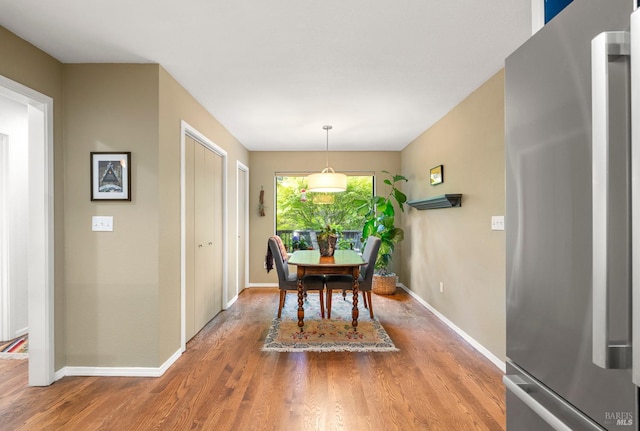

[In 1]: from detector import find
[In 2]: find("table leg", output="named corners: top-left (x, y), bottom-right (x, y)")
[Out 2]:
top-left (352, 269), bottom-right (360, 329)
top-left (297, 267), bottom-right (305, 331)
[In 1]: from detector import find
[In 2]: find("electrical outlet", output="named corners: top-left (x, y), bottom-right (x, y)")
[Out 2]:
top-left (439, 282), bottom-right (444, 293)
top-left (491, 215), bottom-right (505, 231)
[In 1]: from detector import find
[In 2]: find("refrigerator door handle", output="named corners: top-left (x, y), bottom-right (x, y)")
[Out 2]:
top-left (503, 375), bottom-right (573, 431)
top-left (591, 31), bottom-right (632, 370)
top-left (632, 9), bottom-right (640, 386)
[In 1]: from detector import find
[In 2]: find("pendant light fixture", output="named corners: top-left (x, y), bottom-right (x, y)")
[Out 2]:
top-left (307, 125), bottom-right (347, 193)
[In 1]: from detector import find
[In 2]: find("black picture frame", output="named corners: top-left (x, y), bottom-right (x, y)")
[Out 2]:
top-left (430, 164), bottom-right (443, 186)
top-left (90, 152), bottom-right (131, 201)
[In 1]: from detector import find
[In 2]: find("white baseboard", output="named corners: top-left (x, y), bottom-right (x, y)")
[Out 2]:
top-left (248, 283), bottom-right (277, 288)
top-left (397, 284), bottom-right (506, 373)
top-left (55, 348), bottom-right (182, 380)
top-left (225, 294), bottom-right (238, 309)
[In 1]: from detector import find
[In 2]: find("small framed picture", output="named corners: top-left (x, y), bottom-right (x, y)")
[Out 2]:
top-left (91, 152), bottom-right (131, 201)
top-left (430, 164), bottom-right (443, 186)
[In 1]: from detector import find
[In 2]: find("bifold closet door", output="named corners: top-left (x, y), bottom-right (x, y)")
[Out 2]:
top-left (210, 148), bottom-right (223, 316)
top-left (193, 142), bottom-right (214, 331)
top-left (185, 136), bottom-right (195, 340)
top-left (185, 136), bottom-right (223, 341)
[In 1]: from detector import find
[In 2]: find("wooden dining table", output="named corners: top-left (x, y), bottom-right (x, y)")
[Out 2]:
top-left (288, 249), bottom-right (366, 331)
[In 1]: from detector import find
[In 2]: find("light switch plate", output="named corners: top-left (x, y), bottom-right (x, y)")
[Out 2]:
top-left (491, 216), bottom-right (505, 231)
top-left (92, 216), bottom-right (113, 232)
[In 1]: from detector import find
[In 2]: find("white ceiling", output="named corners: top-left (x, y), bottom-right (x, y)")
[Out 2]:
top-left (0, 0), bottom-right (532, 151)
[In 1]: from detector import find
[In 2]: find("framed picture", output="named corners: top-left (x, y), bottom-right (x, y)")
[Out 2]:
top-left (91, 152), bottom-right (131, 201)
top-left (430, 164), bottom-right (443, 186)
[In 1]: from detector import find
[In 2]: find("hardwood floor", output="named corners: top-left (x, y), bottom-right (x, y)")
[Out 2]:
top-left (0, 288), bottom-right (505, 430)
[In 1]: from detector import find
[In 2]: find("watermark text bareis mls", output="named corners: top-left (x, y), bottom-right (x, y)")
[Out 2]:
top-left (605, 412), bottom-right (633, 426)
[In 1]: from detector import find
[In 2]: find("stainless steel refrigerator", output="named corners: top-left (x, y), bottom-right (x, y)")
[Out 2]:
top-left (505, 0), bottom-right (640, 429)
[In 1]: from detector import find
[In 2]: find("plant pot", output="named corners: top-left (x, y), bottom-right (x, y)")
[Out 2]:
top-left (372, 273), bottom-right (396, 295)
top-left (317, 234), bottom-right (338, 257)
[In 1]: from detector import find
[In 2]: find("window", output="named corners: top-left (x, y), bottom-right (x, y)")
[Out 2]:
top-left (275, 174), bottom-right (374, 252)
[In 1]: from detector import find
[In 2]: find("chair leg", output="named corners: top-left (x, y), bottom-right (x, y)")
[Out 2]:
top-left (278, 290), bottom-right (286, 318)
top-left (326, 289), bottom-right (332, 319)
top-left (366, 291), bottom-right (374, 319)
top-left (363, 291), bottom-right (369, 309)
top-left (319, 289), bottom-right (325, 318)
top-left (342, 290), bottom-right (347, 300)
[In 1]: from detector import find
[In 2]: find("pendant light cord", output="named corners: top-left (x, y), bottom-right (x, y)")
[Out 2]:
top-left (323, 125), bottom-right (332, 170)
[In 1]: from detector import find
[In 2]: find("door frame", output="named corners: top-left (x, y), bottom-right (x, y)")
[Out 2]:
top-left (180, 120), bottom-right (227, 352)
top-left (0, 133), bottom-right (9, 341)
top-left (532, 0), bottom-right (545, 33)
top-left (235, 161), bottom-right (249, 301)
top-left (0, 75), bottom-right (55, 386)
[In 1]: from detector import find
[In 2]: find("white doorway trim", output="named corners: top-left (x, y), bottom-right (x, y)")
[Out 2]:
top-left (180, 120), bottom-right (227, 352)
top-left (532, 0), bottom-right (544, 34)
top-left (0, 134), bottom-right (9, 340)
top-left (0, 75), bottom-right (55, 386)
top-left (235, 161), bottom-right (249, 301)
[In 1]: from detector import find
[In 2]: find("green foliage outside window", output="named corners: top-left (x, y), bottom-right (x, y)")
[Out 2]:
top-left (276, 175), bottom-right (373, 232)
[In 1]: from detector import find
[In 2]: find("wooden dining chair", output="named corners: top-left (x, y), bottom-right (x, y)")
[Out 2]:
top-left (267, 236), bottom-right (325, 318)
top-left (325, 236), bottom-right (381, 319)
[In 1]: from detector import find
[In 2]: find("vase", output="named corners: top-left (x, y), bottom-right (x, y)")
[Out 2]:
top-left (317, 234), bottom-right (338, 257)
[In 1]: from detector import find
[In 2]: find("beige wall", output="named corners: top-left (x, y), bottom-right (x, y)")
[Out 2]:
top-left (401, 70), bottom-right (506, 360)
top-left (249, 151), bottom-right (401, 284)
top-left (63, 64), bottom-right (161, 367)
top-left (0, 26), bottom-right (66, 369)
top-left (62, 64), bottom-right (250, 368)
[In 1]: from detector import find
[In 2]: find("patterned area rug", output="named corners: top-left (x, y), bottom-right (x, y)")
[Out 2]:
top-left (263, 292), bottom-right (398, 352)
top-left (0, 334), bottom-right (28, 359)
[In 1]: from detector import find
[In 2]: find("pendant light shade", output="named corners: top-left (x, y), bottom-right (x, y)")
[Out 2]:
top-left (307, 125), bottom-right (347, 193)
top-left (307, 168), bottom-right (347, 192)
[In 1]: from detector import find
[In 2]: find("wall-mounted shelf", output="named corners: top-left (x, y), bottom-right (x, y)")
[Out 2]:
top-left (407, 194), bottom-right (462, 210)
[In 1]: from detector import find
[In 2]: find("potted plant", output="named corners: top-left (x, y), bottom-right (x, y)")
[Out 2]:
top-left (317, 224), bottom-right (338, 256)
top-left (355, 171), bottom-right (408, 294)
top-left (291, 234), bottom-right (309, 251)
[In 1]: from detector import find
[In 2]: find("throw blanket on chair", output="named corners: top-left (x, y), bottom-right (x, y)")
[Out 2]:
top-left (265, 235), bottom-right (288, 273)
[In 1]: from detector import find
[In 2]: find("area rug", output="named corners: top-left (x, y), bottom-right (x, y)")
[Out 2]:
top-left (263, 292), bottom-right (398, 352)
top-left (0, 334), bottom-right (28, 359)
